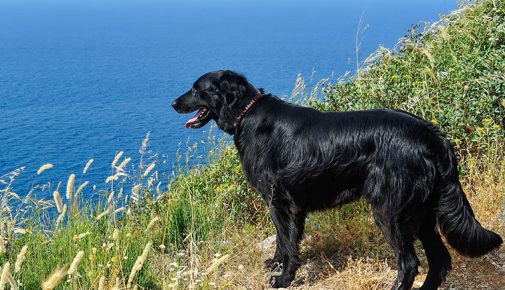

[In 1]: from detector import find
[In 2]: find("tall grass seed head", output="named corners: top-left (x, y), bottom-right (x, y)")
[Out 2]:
top-left (111, 151), bottom-right (124, 168)
top-left (74, 181), bottom-right (89, 199)
top-left (67, 250), bottom-right (84, 276)
top-left (37, 163), bottom-right (53, 175)
top-left (52, 190), bottom-right (63, 213)
top-left (14, 245), bottom-right (28, 273)
top-left (83, 159), bottom-right (94, 174)
top-left (66, 174), bottom-right (75, 200)
top-left (41, 267), bottom-right (66, 290)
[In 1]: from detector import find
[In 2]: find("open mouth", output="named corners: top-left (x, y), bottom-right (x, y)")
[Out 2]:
top-left (185, 107), bottom-right (214, 129)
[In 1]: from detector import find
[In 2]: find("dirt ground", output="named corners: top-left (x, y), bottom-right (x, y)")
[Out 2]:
top-left (442, 247), bottom-right (505, 290)
top-left (258, 235), bottom-right (505, 290)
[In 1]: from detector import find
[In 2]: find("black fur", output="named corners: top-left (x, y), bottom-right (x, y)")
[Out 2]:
top-left (172, 70), bottom-right (502, 289)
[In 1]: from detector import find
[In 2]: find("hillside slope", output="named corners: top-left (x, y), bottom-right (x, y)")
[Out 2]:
top-left (0, 0), bottom-right (503, 289)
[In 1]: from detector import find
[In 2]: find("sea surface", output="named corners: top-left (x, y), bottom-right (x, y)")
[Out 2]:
top-left (0, 0), bottom-right (455, 198)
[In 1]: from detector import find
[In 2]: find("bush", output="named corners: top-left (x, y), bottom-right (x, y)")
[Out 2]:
top-left (313, 0), bottom-right (504, 154)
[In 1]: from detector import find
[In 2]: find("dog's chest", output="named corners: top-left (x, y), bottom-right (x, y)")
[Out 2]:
top-left (236, 151), bottom-right (275, 198)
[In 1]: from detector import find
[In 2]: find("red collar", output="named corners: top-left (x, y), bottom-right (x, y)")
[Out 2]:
top-left (233, 93), bottom-right (264, 127)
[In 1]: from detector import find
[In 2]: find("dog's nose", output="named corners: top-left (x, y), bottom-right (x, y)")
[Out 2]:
top-left (171, 100), bottom-right (180, 109)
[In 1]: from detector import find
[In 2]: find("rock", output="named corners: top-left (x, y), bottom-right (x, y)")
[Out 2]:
top-left (257, 235), bottom-right (277, 251)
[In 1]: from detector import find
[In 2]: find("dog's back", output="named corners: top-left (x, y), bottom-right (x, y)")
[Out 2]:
top-left (236, 96), bottom-right (442, 200)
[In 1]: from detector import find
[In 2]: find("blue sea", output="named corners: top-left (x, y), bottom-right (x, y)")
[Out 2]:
top-left (0, 0), bottom-right (455, 198)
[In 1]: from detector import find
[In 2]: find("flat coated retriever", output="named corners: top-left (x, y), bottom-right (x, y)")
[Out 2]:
top-left (172, 70), bottom-right (502, 289)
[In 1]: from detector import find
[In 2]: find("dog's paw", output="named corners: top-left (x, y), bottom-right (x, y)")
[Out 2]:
top-left (264, 258), bottom-right (282, 271)
top-left (269, 274), bottom-right (294, 288)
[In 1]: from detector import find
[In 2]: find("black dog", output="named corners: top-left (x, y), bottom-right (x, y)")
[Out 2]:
top-left (172, 70), bottom-right (502, 289)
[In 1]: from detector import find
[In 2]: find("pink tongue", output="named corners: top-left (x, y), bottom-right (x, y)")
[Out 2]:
top-left (185, 110), bottom-right (201, 128)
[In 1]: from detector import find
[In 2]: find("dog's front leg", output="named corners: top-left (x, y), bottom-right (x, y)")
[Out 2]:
top-left (265, 234), bottom-right (283, 271)
top-left (266, 206), bottom-right (290, 271)
top-left (270, 208), bottom-right (306, 288)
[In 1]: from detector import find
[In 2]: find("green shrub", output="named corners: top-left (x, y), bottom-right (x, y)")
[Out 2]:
top-left (313, 0), bottom-right (504, 154)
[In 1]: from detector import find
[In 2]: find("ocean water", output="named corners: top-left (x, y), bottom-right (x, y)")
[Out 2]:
top-left (0, 0), bottom-right (455, 198)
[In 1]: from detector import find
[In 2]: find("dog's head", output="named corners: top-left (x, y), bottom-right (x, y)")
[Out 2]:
top-left (172, 70), bottom-right (259, 134)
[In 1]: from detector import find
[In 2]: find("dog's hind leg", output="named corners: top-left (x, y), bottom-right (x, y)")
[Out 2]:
top-left (418, 214), bottom-right (452, 290)
top-left (270, 206), bottom-right (306, 288)
top-left (372, 207), bottom-right (420, 290)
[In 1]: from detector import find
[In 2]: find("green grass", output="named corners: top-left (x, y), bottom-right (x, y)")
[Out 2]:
top-left (0, 0), bottom-right (504, 289)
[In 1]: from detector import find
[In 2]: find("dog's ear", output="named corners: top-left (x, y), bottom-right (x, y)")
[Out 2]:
top-left (209, 71), bottom-right (250, 134)
top-left (218, 71), bottom-right (246, 107)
